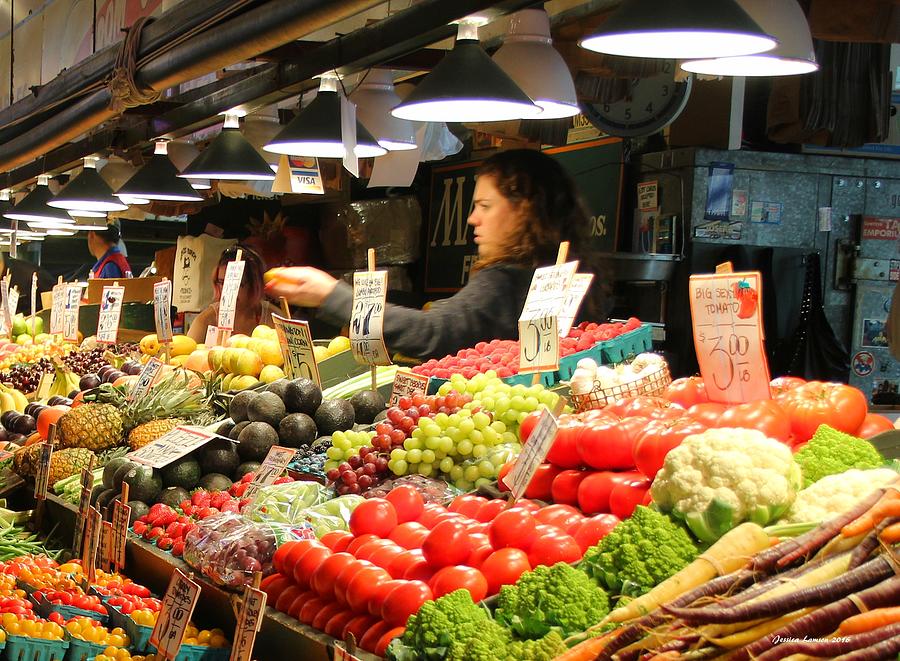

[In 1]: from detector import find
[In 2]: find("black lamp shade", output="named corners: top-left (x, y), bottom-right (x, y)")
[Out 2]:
top-left (180, 128), bottom-right (276, 180)
top-left (264, 90), bottom-right (386, 159)
top-left (391, 39), bottom-right (540, 123)
top-left (4, 185), bottom-right (75, 224)
top-left (115, 154), bottom-right (204, 202)
top-left (48, 167), bottom-right (127, 212)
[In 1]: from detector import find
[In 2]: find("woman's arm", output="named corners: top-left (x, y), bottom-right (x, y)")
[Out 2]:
top-left (186, 306), bottom-right (215, 343)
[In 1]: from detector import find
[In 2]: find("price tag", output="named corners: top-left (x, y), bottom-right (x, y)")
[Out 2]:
top-left (350, 270), bottom-right (391, 366)
top-left (389, 370), bottom-right (431, 406)
top-left (205, 325), bottom-right (230, 348)
top-left (63, 285), bottom-right (82, 342)
top-left (557, 273), bottom-right (594, 338)
top-left (688, 271), bottom-right (771, 404)
top-left (154, 280), bottom-right (173, 344)
top-left (83, 507), bottom-right (102, 585)
top-left (99, 520), bottom-right (113, 573)
top-left (34, 442), bottom-right (53, 501)
top-left (506, 406), bottom-right (560, 500)
top-left (129, 358), bottom-right (163, 401)
top-left (96, 285), bottom-right (125, 344)
top-left (334, 645), bottom-right (362, 661)
top-left (518, 262), bottom-right (578, 373)
top-left (73, 485), bottom-right (91, 553)
top-left (229, 587), bottom-right (266, 661)
top-left (1, 279), bottom-right (11, 336)
top-left (272, 314), bottom-right (321, 386)
top-left (36, 372), bottom-right (53, 400)
top-left (245, 445), bottom-right (296, 500)
top-left (111, 500), bottom-right (131, 570)
top-left (29, 273), bottom-right (36, 336)
top-left (150, 569), bottom-right (201, 660)
top-left (128, 426), bottom-right (219, 469)
top-left (50, 283), bottom-right (66, 335)
top-left (217, 260), bottom-right (245, 331)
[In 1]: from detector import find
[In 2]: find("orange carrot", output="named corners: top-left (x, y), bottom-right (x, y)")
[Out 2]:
top-left (554, 632), bottom-right (618, 661)
top-left (842, 490), bottom-right (900, 537)
top-left (879, 521), bottom-right (900, 544)
top-left (839, 606), bottom-right (900, 635)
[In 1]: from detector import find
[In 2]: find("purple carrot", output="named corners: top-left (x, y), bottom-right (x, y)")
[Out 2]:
top-left (850, 517), bottom-right (898, 569)
top-left (730, 576), bottom-right (900, 661)
top-left (753, 622), bottom-right (900, 661)
top-left (832, 634), bottom-right (900, 660)
top-left (666, 555), bottom-right (894, 624)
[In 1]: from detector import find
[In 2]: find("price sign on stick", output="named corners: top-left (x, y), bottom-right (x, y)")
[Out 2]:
top-left (128, 426), bottom-right (219, 468)
top-left (518, 262), bottom-right (578, 373)
top-left (30, 273), bottom-right (37, 337)
top-left (505, 398), bottom-right (565, 500)
top-left (688, 270), bottom-right (771, 404)
top-left (245, 446), bottom-right (296, 500)
top-left (1, 276), bottom-right (11, 337)
top-left (154, 280), bottom-right (173, 344)
top-left (151, 569), bottom-right (201, 660)
top-left (350, 270), bottom-right (391, 366)
top-left (334, 646), bottom-right (363, 661)
top-left (230, 586), bottom-right (266, 661)
top-left (272, 314), bottom-right (321, 386)
top-left (50, 281), bottom-right (66, 334)
top-left (389, 370), bottom-right (431, 406)
top-left (63, 285), bottom-right (82, 342)
top-left (218, 257), bottom-right (245, 331)
top-left (72, 460), bottom-right (95, 552)
top-left (129, 358), bottom-right (163, 401)
top-left (34, 442), bottom-right (53, 501)
top-left (99, 521), bottom-right (113, 573)
top-left (557, 273), bottom-right (594, 338)
top-left (83, 507), bottom-right (102, 586)
top-left (111, 499), bottom-right (131, 570)
top-left (97, 285), bottom-right (125, 344)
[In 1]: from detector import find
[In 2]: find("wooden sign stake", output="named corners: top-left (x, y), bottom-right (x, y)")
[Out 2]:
top-left (367, 248), bottom-right (378, 393)
top-left (279, 296), bottom-right (291, 319)
top-left (30, 273), bottom-right (37, 337)
top-left (161, 277), bottom-right (171, 363)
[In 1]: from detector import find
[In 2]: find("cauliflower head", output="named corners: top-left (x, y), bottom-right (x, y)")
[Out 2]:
top-left (782, 468), bottom-right (898, 524)
top-left (650, 428), bottom-right (802, 542)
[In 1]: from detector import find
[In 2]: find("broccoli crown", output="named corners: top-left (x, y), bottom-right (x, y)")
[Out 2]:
top-left (794, 424), bottom-right (883, 488)
top-left (495, 562), bottom-right (610, 639)
top-left (581, 505), bottom-right (698, 598)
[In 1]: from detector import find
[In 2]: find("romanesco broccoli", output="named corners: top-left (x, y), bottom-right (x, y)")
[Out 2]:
top-left (581, 505), bottom-right (699, 598)
top-left (495, 563), bottom-right (609, 639)
top-left (794, 425), bottom-right (884, 487)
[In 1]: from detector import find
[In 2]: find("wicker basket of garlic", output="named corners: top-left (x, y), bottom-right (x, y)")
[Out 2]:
top-left (568, 353), bottom-right (671, 413)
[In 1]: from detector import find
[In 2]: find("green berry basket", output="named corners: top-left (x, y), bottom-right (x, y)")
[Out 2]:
top-left (62, 633), bottom-right (105, 661)
top-left (596, 324), bottom-right (653, 364)
top-left (148, 643), bottom-right (231, 661)
top-left (103, 606), bottom-right (152, 654)
top-left (33, 595), bottom-right (108, 627)
top-left (1, 630), bottom-right (68, 661)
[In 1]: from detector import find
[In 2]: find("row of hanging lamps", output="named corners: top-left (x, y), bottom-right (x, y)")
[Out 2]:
top-left (4, 176), bottom-right (76, 229)
top-left (115, 141), bottom-right (204, 202)
top-left (180, 113), bottom-right (276, 181)
top-left (49, 157), bottom-right (127, 213)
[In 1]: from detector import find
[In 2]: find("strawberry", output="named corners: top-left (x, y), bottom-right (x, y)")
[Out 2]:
top-left (210, 491), bottom-right (230, 509)
top-left (179, 501), bottom-right (193, 516)
top-left (238, 498), bottom-right (251, 509)
top-left (231, 483), bottom-right (248, 497)
top-left (171, 540), bottom-right (185, 557)
top-left (146, 526), bottom-right (164, 541)
top-left (132, 521), bottom-right (148, 535)
top-left (241, 472), bottom-right (254, 484)
top-left (151, 510), bottom-right (177, 528)
top-left (176, 515), bottom-right (191, 525)
top-left (148, 503), bottom-right (170, 518)
top-left (273, 477), bottom-right (293, 485)
top-left (165, 522), bottom-right (185, 539)
top-left (220, 501), bottom-right (240, 514)
top-left (196, 507), bottom-right (214, 519)
top-left (191, 490), bottom-right (210, 507)
top-left (156, 536), bottom-right (174, 551)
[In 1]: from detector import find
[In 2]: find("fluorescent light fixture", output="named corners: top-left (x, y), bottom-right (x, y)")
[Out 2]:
top-left (4, 175), bottom-right (77, 224)
top-left (114, 141), bottom-right (204, 202)
top-left (579, 0), bottom-right (776, 59)
top-left (48, 157), bottom-right (128, 212)
top-left (264, 76), bottom-right (387, 158)
top-left (392, 22), bottom-right (541, 123)
top-left (492, 9), bottom-right (579, 119)
top-left (350, 70), bottom-right (417, 151)
top-left (190, 180), bottom-right (211, 190)
top-left (180, 114), bottom-right (276, 180)
top-left (681, 0), bottom-right (817, 76)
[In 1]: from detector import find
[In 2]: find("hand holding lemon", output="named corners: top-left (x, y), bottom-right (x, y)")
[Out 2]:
top-left (264, 266), bottom-right (338, 307)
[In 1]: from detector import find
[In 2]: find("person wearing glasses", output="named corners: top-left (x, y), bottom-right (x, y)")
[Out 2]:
top-left (187, 246), bottom-right (280, 342)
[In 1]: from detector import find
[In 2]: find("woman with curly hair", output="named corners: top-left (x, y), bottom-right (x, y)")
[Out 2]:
top-left (266, 149), bottom-right (604, 359)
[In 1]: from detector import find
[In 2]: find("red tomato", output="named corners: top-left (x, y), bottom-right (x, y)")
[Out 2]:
top-left (633, 418), bottom-right (707, 479)
top-left (546, 416), bottom-right (585, 468)
top-left (489, 508), bottom-right (537, 550)
top-left (534, 504), bottom-right (584, 533)
top-left (448, 495), bottom-right (486, 518)
top-left (497, 462), bottom-right (514, 492)
top-left (467, 544), bottom-right (493, 569)
top-left (358, 619), bottom-right (395, 654)
top-left (388, 549), bottom-right (423, 579)
top-left (720, 399), bottom-right (792, 443)
top-left (375, 626), bottom-right (407, 657)
top-left (382, 581), bottom-right (433, 627)
top-left (298, 597), bottom-right (327, 624)
top-left (354, 539), bottom-right (396, 562)
top-left (345, 615), bottom-right (380, 646)
top-left (663, 377), bottom-right (709, 408)
top-left (467, 532), bottom-right (490, 548)
top-left (429, 566), bottom-right (488, 601)
top-left (480, 548), bottom-right (530, 595)
top-left (274, 584), bottom-right (304, 613)
top-left (368, 544), bottom-right (405, 571)
top-left (272, 540), bottom-right (301, 575)
top-left (525, 464), bottom-right (563, 501)
top-left (519, 411), bottom-right (541, 444)
top-left (512, 499), bottom-right (542, 513)
top-left (334, 560), bottom-right (372, 606)
top-left (287, 591), bottom-right (315, 620)
top-left (422, 520), bottom-right (472, 568)
top-left (474, 499), bottom-right (507, 522)
top-left (281, 540), bottom-right (323, 583)
top-left (293, 545), bottom-right (332, 588)
top-left (402, 557), bottom-right (436, 582)
top-left (577, 471), bottom-right (640, 515)
top-left (347, 534), bottom-right (380, 556)
top-left (323, 609), bottom-right (357, 638)
top-left (311, 552), bottom-right (356, 598)
top-left (528, 534), bottom-right (582, 568)
top-left (685, 402), bottom-right (728, 427)
top-left (320, 531), bottom-right (353, 553)
top-left (855, 413), bottom-right (894, 439)
top-left (606, 396), bottom-right (683, 419)
top-left (263, 577), bottom-right (291, 609)
top-left (385, 485), bottom-right (425, 523)
top-left (576, 416), bottom-right (647, 470)
top-left (770, 376), bottom-right (806, 397)
top-left (417, 504), bottom-right (447, 529)
top-left (312, 602), bottom-right (344, 631)
top-left (346, 565), bottom-right (391, 613)
top-left (368, 579), bottom-right (406, 617)
top-left (573, 514), bottom-right (620, 552)
top-left (550, 470), bottom-right (590, 505)
top-left (389, 522), bottom-right (429, 550)
top-left (609, 478), bottom-right (651, 520)
top-left (779, 381), bottom-right (868, 442)
top-left (349, 498), bottom-right (399, 538)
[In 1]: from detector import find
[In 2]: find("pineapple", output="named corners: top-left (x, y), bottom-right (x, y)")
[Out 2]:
top-left (12, 444), bottom-right (40, 477)
top-left (48, 448), bottom-right (95, 484)
top-left (127, 418), bottom-right (185, 451)
top-left (57, 403), bottom-right (124, 452)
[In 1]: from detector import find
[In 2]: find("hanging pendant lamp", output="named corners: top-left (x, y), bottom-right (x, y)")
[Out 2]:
top-left (72, 217), bottom-right (111, 231)
top-left (0, 191), bottom-right (12, 226)
top-left (579, 0), bottom-right (776, 60)
top-left (681, 0), bottom-right (817, 76)
top-left (180, 114), bottom-right (276, 180)
top-left (392, 22), bottom-right (541, 123)
top-left (492, 9), bottom-right (579, 119)
top-left (264, 76), bottom-right (387, 158)
top-left (4, 175), bottom-right (77, 227)
top-left (48, 157), bottom-right (128, 212)
top-left (350, 71), bottom-right (417, 151)
top-left (115, 141), bottom-right (204, 202)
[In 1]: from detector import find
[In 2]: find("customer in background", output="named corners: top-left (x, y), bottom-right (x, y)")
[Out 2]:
top-left (266, 148), bottom-right (604, 360)
top-left (187, 246), bottom-right (280, 342)
top-left (88, 224), bottom-right (131, 279)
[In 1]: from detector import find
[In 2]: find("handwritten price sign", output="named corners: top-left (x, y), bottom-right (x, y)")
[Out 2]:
top-left (390, 370), bottom-right (431, 406)
top-left (688, 271), bottom-right (771, 404)
top-left (272, 314), bottom-right (321, 386)
top-left (350, 270), bottom-right (391, 366)
top-left (50, 283), bottom-right (66, 334)
top-left (63, 285), bottom-right (82, 342)
top-left (128, 426), bottom-right (218, 469)
top-left (129, 358), bottom-right (163, 402)
top-left (230, 587), bottom-right (266, 661)
top-left (151, 569), bottom-right (201, 660)
top-left (217, 260), bottom-right (245, 331)
top-left (97, 285), bottom-right (125, 344)
top-left (518, 262), bottom-right (578, 373)
top-left (154, 280), bottom-right (173, 343)
top-left (557, 273), bottom-right (594, 338)
top-left (506, 406), bottom-right (560, 500)
top-left (244, 445), bottom-right (296, 500)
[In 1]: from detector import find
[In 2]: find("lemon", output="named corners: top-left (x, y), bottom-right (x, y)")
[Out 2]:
top-left (326, 335), bottom-right (351, 356)
top-left (251, 325), bottom-right (276, 340)
top-left (313, 345), bottom-right (329, 362)
top-left (257, 339), bottom-right (283, 367)
top-left (259, 364), bottom-right (285, 384)
top-left (197, 630), bottom-right (211, 645)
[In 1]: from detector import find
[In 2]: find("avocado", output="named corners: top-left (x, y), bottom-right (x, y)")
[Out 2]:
top-left (112, 461), bottom-right (137, 491)
top-left (122, 465), bottom-right (163, 504)
top-left (103, 495), bottom-right (121, 521)
top-left (90, 484), bottom-right (107, 506)
top-left (199, 438), bottom-right (241, 476)
top-left (161, 456), bottom-right (201, 490)
top-left (349, 390), bottom-right (386, 425)
top-left (229, 391), bottom-right (256, 423)
top-left (265, 379), bottom-right (291, 401)
top-left (247, 391), bottom-right (287, 427)
top-left (102, 457), bottom-right (130, 490)
top-left (128, 500), bottom-right (151, 524)
top-left (95, 488), bottom-right (117, 515)
top-left (198, 473), bottom-right (233, 492)
top-left (237, 421), bottom-right (278, 461)
top-left (229, 421), bottom-right (251, 441)
top-left (313, 399), bottom-right (356, 436)
top-left (216, 420), bottom-right (235, 438)
top-left (158, 487), bottom-right (190, 510)
top-left (284, 378), bottom-right (323, 415)
top-left (234, 462), bottom-right (260, 481)
top-left (278, 413), bottom-right (317, 448)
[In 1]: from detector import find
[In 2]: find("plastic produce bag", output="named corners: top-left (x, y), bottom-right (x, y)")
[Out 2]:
top-left (363, 474), bottom-right (464, 504)
top-left (244, 481), bottom-right (334, 523)
top-left (295, 496), bottom-right (365, 537)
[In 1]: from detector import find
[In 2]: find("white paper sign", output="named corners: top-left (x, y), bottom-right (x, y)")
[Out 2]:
top-left (97, 285), bottom-right (125, 344)
top-left (50, 283), bottom-right (66, 334)
top-left (0, 286), bottom-right (19, 337)
top-left (217, 260), bottom-right (245, 331)
top-left (230, 587), bottom-right (266, 661)
top-left (1, 280), bottom-right (11, 335)
top-left (390, 370), bottom-right (431, 406)
top-left (151, 569), bottom-right (201, 660)
top-left (63, 285), bottom-right (82, 342)
top-left (272, 314), bottom-right (321, 386)
top-left (128, 426), bottom-right (219, 469)
top-left (350, 270), bottom-right (391, 366)
top-left (244, 445), bottom-right (296, 500)
top-left (518, 262), bottom-right (578, 373)
top-left (340, 93), bottom-right (359, 177)
top-left (558, 273), bottom-right (594, 338)
top-left (154, 280), bottom-right (173, 344)
top-left (129, 357), bottom-right (163, 401)
top-left (506, 407), bottom-right (559, 500)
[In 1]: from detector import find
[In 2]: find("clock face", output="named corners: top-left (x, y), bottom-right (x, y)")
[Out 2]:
top-left (580, 64), bottom-right (693, 138)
